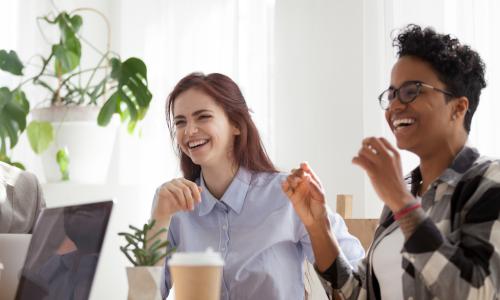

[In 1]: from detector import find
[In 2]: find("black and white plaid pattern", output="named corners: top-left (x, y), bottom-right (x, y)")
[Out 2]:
top-left (318, 146), bottom-right (500, 299)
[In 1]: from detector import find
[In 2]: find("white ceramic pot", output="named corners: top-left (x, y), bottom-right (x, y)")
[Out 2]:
top-left (31, 106), bottom-right (117, 184)
top-left (126, 266), bottom-right (163, 300)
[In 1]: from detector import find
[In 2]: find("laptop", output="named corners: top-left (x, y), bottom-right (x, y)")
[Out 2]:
top-left (0, 234), bottom-right (32, 300)
top-left (0, 200), bottom-right (113, 300)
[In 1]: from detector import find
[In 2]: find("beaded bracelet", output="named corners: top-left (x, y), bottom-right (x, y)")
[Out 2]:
top-left (394, 202), bottom-right (422, 220)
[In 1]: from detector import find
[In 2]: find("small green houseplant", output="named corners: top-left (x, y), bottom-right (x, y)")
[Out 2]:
top-left (118, 219), bottom-right (174, 266)
top-left (0, 8), bottom-right (152, 177)
top-left (119, 219), bottom-right (174, 300)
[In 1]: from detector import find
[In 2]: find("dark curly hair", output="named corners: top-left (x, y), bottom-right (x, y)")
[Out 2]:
top-left (393, 24), bottom-right (486, 133)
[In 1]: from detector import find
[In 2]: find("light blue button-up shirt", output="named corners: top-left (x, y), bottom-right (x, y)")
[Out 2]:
top-left (159, 167), bottom-right (364, 300)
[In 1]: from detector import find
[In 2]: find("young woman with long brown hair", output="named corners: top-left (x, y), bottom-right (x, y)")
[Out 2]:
top-left (150, 72), bottom-right (364, 299)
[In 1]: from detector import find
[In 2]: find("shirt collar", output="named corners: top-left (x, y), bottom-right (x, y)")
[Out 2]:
top-left (408, 145), bottom-right (480, 190)
top-left (197, 167), bottom-right (252, 216)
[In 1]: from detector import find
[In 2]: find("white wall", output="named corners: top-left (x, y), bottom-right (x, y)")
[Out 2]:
top-left (274, 0), bottom-right (372, 217)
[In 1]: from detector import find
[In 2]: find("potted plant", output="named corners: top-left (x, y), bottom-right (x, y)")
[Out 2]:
top-left (0, 7), bottom-right (152, 182)
top-left (119, 219), bottom-right (174, 300)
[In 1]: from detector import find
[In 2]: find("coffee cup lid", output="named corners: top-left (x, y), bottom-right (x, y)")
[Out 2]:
top-left (168, 248), bottom-right (224, 266)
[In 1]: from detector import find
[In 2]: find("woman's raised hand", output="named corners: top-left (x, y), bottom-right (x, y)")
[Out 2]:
top-left (153, 178), bottom-right (203, 220)
top-left (281, 162), bottom-right (329, 228)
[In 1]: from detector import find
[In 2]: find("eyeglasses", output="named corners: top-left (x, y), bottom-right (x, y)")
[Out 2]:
top-left (378, 81), bottom-right (454, 110)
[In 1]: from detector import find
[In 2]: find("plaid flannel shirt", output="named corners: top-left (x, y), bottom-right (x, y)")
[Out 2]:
top-left (318, 146), bottom-right (500, 299)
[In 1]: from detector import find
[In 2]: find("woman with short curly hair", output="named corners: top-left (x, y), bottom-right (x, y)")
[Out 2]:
top-left (283, 24), bottom-right (500, 299)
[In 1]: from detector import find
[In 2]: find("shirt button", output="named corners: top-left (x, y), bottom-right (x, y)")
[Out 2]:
top-left (222, 225), bottom-right (228, 230)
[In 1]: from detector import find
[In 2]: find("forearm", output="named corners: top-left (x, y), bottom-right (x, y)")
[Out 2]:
top-left (397, 206), bottom-right (426, 239)
top-left (306, 217), bottom-right (340, 272)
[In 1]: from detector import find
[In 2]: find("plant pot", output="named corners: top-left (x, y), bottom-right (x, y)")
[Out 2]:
top-left (126, 266), bottom-right (163, 300)
top-left (31, 106), bottom-right (117, 184)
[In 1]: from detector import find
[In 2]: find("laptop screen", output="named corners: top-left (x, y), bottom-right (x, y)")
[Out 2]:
top-left (15, 201), bottom-right (113, 300)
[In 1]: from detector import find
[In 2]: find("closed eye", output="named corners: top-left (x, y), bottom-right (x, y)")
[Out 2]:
top-left (198, 115), bottom-right (212, 120)
top-left (174, 120), bottom-right (186, 127)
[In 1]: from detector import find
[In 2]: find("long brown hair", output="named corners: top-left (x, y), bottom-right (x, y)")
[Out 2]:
top-left (166, 72), bottom-right (277, 180)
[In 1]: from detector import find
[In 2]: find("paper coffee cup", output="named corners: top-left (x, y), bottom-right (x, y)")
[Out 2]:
top-left (168, 248), bottom-right (224, 300)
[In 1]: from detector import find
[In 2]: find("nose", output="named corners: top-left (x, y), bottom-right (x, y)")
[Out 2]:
top-left (387, 95), bottom-right (407, 112)
top-left (184, 122), bottom-right (198, 136)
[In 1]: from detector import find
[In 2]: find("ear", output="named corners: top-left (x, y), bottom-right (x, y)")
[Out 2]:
top-left (232, 125), bottom-right (241, 135)
top-left (452, 96), bottom-right (469, 120)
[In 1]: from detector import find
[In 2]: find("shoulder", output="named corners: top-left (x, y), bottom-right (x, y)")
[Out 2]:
top-left (1, 164), bottom-right (43, 203)
top-left (248, 170), bottom-right (288, 187)
top-left (457, 155), bottom-right (500, 188)
top-left (1, 162), bottom-right (34, 187)
top-left (451, 156), bottom-right (500, 217)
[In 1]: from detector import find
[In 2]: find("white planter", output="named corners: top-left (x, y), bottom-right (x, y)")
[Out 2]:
top-left (126, 266), bottom-right (163, 300)
top-left (31, 106), bottom-right (117, 184)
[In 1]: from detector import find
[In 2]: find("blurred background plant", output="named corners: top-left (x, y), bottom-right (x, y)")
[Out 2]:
top-left (0, 7), bottom-right (152, 175)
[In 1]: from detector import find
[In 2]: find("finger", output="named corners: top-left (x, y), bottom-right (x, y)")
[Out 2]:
top-left (352, 155), bottom-right (376, 176)
top-left (300, 162), bottom-right (322, 187)
top-left (378, 137), bottom-right (400, 159)
top-left (173, 179), bottom-right (196, 208)
top-left (369, 137), bottom-right (391, 158)
top-left (161, 188), bottom-right (181, 211)
top-left (281, 181), bottom-right (293, 199)
top-left (303, 174), bottom-right (325, 203)
top-left (291, 168), bottom-right (305, 178)
top-left (169, 184), bottom-right (190, 211)
top-left (181, 178), bottom-right (202, 203)
top-left (362, 137), bottom-right (381, 155)
top-left (358, 145), bottom-right (379, 163)
top-left (293, 177), bottom-right (311, 201)
top-left (289, 175), bottom-right (302, 190)
top-left (181, 185), bottom-right (195, 210)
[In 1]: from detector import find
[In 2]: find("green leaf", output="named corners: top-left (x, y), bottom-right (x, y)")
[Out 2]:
top-left (0, 50), bottom-right (24, 75)
top-left (118, 220), bottom-right (173, 266)
top-left (88, 77), bottom-right (108, 105)
top-left (55, 12), bottom-right (82, 41)
top-left (0, 153), bottom-right (25, 170)
top-left (0, 87), bottom-right (29, 151)
top-left (12, 90), bottom-right (29, 113)
top-left (56, 147), bottom-right (70, 181)
top-left (50, 12), bottom-right (82, 75)
top-left (53, 42), bottom-right (81, 75)
top-left (26, 121), bottom-right (54, 154)
top-left (97, 90), bottom-right (120, 126)
top-left (105, 57), bottom-right (152, 129)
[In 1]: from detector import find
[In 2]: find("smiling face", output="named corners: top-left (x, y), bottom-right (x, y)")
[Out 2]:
top-left (173, 88), bottom-right (240, 168)
top-left (385, 56), bottom-right (466, 156)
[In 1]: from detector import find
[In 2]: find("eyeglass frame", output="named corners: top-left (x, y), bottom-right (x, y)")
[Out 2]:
top-left (378, 80), bottom-right (455, 110)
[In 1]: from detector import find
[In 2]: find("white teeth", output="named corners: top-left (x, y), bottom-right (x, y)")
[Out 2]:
top-left (188, 139), bottom-right (208, 148)
top-left (393, 118), bottom-right (415, 128)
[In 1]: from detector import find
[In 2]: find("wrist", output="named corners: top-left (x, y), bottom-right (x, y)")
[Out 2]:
top-left (305, 216), bottom-right (331, 236)
top-left (151, 210), bottom-right (173, 225)
top-left (388, 191), bottom-right (415, 212)
top-left (394, 202), bottom-right (421, 220)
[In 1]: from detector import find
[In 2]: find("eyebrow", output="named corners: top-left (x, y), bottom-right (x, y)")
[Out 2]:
top-left (389, 80), bottom-right (423, 89)
top-left (173, 109), bottom-right (213, 120)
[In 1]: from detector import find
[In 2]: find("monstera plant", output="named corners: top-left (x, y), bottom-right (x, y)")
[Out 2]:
top-left (0, 8), bottom-right (152, 175)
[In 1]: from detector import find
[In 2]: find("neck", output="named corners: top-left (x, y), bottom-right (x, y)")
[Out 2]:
top-left (417, 133), bottom-right (467, 195)
top-left (201, 160), bottom-right (239, 199)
